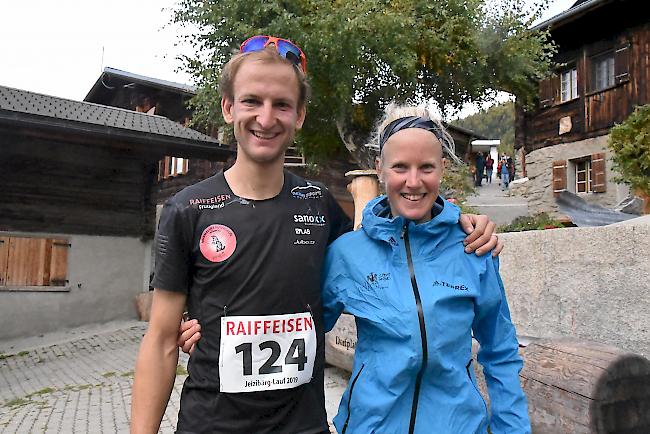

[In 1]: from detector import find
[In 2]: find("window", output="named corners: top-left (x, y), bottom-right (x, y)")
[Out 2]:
top-left (591, 52), bottom-right (615, 92)
top-left (574, 159), bottom-right (593, 193)
top-left (0, 236), bottom-right (69, 290)
top-left (560, 68), bottom-right (578, 102)
top-left (554, 153), bottom-right (606, 196)
top-left (158, 156), bottom-right (189, 180)
top-left (283, 146), bottom-right (306, 167)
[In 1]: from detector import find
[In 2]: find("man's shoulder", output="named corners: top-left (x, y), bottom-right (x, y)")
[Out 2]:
top-left (167, 172), bottom-right (228, 206)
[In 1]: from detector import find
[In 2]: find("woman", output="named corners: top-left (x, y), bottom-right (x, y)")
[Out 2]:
top-left (321, 105), bottom-right (530, 434)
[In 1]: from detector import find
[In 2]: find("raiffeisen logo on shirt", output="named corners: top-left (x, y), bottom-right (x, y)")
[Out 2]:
top-left (432, 280), bottom-right (469, 291)
top-left (293, 214), bottom-right (326, 226)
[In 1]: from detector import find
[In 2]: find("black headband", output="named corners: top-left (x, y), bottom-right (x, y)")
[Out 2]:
top-left (379, 116), bottom-right (446, 151)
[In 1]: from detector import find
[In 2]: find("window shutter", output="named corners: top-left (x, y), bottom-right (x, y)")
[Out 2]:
top-left (0, 237), bottom-right (8, 286)
top-left (551, 73), bottom-right (561, 103)
top-left (539, 77), bottom-right (553, 108)
top-left (591, 152), bottom-right (607, 193)
top-left (615, 42), bottom-right (630, 84)
top-left (552, 160), bottom-right (567, 196)
top-left (5, 237), bottom-right (48, 286)
top-left (49, 239), bottom-right (70, 286)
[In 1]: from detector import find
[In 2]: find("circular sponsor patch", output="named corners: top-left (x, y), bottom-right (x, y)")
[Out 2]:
top-left (200, 224), bottom-right (237, 263)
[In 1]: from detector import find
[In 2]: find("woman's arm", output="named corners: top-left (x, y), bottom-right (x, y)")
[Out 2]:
top-left (472, 257), bottom-right (531, 434)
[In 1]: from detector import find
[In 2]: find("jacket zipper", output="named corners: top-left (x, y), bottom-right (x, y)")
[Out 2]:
top-left (341, 364), bottom-right (365, 434)
top-left (403, 223), bottom-right (428, 434)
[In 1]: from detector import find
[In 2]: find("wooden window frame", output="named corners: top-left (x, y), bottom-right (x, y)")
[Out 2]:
top-left (574, 158), bottom-right (593, 194)
top-left (560, 67), bottom-right (578, 103)
top-left (158, 156), bottom-right (190, 181)
top-left (570, 153), bottom-right (606, 194)
top-left (590, 50), bottom-right (616, 93)
top-left (0, 235), bottom-right (70, 292)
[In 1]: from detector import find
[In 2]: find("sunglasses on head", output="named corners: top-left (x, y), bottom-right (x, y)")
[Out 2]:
top-left (240, 35), bottom-right (307, 74)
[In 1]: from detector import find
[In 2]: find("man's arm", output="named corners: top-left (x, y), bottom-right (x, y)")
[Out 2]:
top-left (131, 288), bottom-right (187, 433)
top-left (458, 213), bottom-right (503, 257)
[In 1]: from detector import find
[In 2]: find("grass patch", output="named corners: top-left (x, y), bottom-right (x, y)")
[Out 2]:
top-left (63, 384), bottom-right (93, 392)
top-left (176, 365), bottom-right (188, 376)
top-left (120, 370), bottom-right (134, 378)
top-left (28, 387), bottom-right (55, 397)
top-left (17, 351), bottom-right (30, 357)
top-left (102, 372), bottom-right (116, 378)
top-left (498, 212), bottom-right (564, 232)
top-left (0, 354), bottom-right (10, 360)
top-left (5, 397), bottom-right (31, 408)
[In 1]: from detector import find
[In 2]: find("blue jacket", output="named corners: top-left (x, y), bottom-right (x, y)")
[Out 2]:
top-left (322, 196), bottom-right (530, 434)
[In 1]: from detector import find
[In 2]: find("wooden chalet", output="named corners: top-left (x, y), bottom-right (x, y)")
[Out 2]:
top-left (0, 84), bottom-right (232, 340)
top-left (515, 0), bottom-right (649, 215)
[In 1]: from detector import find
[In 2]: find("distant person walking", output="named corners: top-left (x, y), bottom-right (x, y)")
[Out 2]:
top-left (507, 156), bottom-right (515, 182)
top-left (500, 155), bottom-right (510, 190)
top-left (485, 154), bottom-right (494, 184)
top-left (475, 152), bottom-right (485, 187)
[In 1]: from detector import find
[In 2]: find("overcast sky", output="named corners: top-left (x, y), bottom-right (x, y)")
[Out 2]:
top-left (0, 0), bottom-right (575, 105)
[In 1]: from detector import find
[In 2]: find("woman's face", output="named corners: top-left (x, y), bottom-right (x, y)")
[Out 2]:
top-left (376, 128), bottom-right (445, 224)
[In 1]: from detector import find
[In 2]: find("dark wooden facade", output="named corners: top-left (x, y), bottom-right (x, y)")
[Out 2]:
top-left (516, 0), bottom-right (650, 153)
top-left (3, 136), bottom-right (157, 238)
top-left (1, 85), bottom-right (233, 239)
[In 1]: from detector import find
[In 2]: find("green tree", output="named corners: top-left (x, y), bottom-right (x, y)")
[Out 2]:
top-left (608, 104), bottom-right (650, 197)
top-left (173, 0), bottom-right (553, 163)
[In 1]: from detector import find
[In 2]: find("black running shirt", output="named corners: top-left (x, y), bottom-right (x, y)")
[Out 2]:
top-left (152, 170), bottom-right (351, 434)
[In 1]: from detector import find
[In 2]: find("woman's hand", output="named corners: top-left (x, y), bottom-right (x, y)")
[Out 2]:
top-left (459, 214), bottom-right (503, 257)
top-left (178, 318), bottom-right (201, 355)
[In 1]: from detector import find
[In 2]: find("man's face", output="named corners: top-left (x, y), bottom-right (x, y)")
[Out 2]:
top-left (221, 59), bottom-right (306, 166)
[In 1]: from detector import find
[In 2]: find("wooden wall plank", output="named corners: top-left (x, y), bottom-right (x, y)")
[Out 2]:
top-left (0, 237), bottom-right (8, 286)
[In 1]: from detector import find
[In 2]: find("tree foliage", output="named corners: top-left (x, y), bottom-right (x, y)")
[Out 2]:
top-left (452, 100), bottom-right (515, 156)
top-left (608, 104), bottom-right (650, 197)
top-left (172, 0), bottom-right (554, 162)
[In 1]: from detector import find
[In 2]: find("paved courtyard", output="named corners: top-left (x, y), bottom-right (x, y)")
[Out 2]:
top-left (0, 321), bottom-right (349, 433)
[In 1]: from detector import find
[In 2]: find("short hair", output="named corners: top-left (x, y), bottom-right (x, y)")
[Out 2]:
top-left (369, 103), bottom-right (461, 165)
top-left (218, 46), bottom-right (311, 110)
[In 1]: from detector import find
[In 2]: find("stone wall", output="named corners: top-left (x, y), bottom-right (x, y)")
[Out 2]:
top-left (0, 234), bottom-right (149, 340)
top-left (499, 219), bottom-right (650, 358)
top-left (512, 135), bottom-right (630, 217)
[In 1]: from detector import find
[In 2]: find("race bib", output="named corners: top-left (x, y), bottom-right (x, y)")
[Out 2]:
top-left (219, 312), bottom-right (317, 393)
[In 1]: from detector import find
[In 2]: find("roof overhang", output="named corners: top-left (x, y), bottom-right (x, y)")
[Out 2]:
top-left (0, 109), bottom-right (232, 161)
top-left (532, 0), bottom-right (613, 31)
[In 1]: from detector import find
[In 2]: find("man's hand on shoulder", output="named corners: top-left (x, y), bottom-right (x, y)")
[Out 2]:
top-left (458, 213), bottom-right (503, 257)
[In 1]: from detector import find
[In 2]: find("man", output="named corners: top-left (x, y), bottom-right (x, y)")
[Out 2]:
top-left (131, 35), bottom-right (500, 434)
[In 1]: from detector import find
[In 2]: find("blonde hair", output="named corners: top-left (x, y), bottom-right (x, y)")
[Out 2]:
top-left (369, 103), bottom-right (462, 165)
top-left (219, 46), bottom-right (311, 109)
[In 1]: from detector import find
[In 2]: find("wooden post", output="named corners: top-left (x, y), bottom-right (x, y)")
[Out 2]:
top-left (345, 169), bottom-right (380, 229)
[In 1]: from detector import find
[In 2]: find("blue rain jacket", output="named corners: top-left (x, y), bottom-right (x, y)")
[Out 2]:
top-left (322, 196), bottom-right (530, 434)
